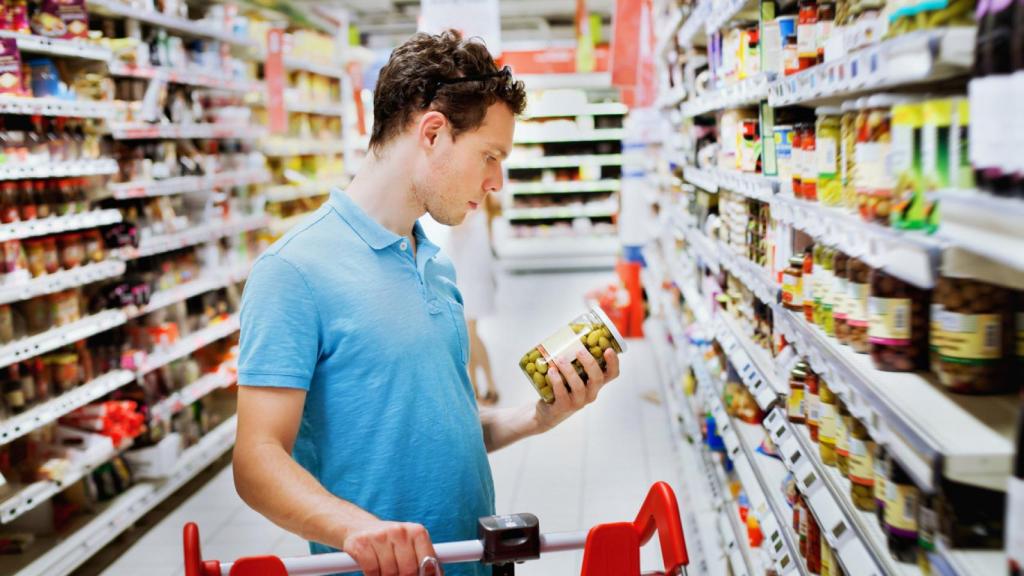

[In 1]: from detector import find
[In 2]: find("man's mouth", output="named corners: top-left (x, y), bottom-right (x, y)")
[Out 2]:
top-left (468, 201), bottom-right (479, 209)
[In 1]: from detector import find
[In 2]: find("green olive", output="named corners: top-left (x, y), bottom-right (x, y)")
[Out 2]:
top-left (586, 331), bottom-right (601, 347)
top-left (526, 363), bottom-right (537, 375)
top-left (590, 346), bottom-right (603, 359)
top-left (601, 326), bottom-right (612, 339)
top-left (529, 349), bottom-right (541, 362)
top-left (598, 336), bottom-right (610, 349)
top-left (535, 359), bottom-right (548, 373)
top-left (532, 371), bottom-right (546, 386)
top-left (539, 385), bottom-right (554, 400)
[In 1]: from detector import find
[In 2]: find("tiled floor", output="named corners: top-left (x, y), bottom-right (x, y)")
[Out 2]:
top-left (98, 270), bottom-right (682, 576)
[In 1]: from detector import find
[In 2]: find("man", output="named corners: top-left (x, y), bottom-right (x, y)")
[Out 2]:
top-left (233, 30), bottom-right (621, 576)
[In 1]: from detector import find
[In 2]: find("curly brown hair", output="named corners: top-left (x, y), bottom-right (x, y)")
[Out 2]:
top-left (369, 30), bottom-right (527, 154)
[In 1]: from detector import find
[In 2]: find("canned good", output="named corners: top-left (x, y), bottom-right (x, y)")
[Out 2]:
top-left (518, 306), bottom-right (626, 403)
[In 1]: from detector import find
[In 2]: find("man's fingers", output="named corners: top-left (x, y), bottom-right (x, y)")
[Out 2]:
top-left (577, 351), bottom-right (604, 402)
top-left (546, 363), bottom-right (570, 405)
top-left (410, 526), bottom-right (442, 576)
top-left (604, 348), bottom-right (621, 381)
top-left (559, 357), bottom-right (587, 407)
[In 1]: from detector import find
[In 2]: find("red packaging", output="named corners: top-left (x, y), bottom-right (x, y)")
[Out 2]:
top-left (30, 0), bottom-right (88, 39)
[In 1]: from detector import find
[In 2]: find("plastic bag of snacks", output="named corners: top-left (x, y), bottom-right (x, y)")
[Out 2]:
top-left (519, 306), bottom-right (626, 403)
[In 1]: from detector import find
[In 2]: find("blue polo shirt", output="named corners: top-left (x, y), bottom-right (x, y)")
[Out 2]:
top-left (238, 189), bottom-right (494, 576)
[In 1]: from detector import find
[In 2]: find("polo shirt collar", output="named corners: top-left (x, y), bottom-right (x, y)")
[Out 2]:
top-left (329, 188), bottom-right (440, 260)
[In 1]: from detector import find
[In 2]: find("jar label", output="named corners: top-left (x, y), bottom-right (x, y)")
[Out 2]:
top-left (807, 392), bottom-right (820, 424)
top-left (856, 142), bottom-right (883, 190)
top-left (833, 278), bottom-right (848, 319)
top-left (848, 438), bottom-right (874, 486)
top-left (885, 482), bottom-right (919, 536)
top-left (930, 303), bottom-right (946, 352)
top-left (797, 23), bottom-right (817, 58)
top-left (937, 311), bottom-right (1002, 361)
top-left (539, 325), bottom-right (590, 367)
top-left (874, 454), bottom-right (888, 502)
top-left (847, 282), bottom-right (870, 326)
top-left (819, 402), bottom-right (837, 443)
top-left (783, 272), bottom-right (803, 307)
top-left (787, 387), bottom-right (805, 420)
top-left (868, 297), bottom-right (912, 344)
top-left (818, 137), bottom-right (838, 177)
top-left (1008, 476), bottom-right (1024, 569)
top-left (822, 271), bottom-right (836, 309)
top-left (836, 415), bottom-right (850, 456)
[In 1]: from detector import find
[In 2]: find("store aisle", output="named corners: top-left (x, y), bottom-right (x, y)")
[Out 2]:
top-left (99, 271), bottom-right (681, 576)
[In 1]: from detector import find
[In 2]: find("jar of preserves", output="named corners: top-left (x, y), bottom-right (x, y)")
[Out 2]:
top-left (802, 123), bottom-right (818, 201)
top-left (933, 275), bottom-right (1013, 394)
top-left (822, 247), bottom-right (837, 336)
top-left (806, 368), bottom-right (820, 442)
top-left (804, 248), bottom-right (815, 322)
top-left (869, 269), bottom-right (930, 372)
top-left (793, 126), bottom-right (805, 197)
top-left (816, 2), bottom-right (836, 63)
top-left (874, 443), bottom-right (889, 525)
top-left (798, 0), bottom-right (819, 70)
top-left (788, 362), bottom-right (808, 424)
top-left (841, 99), bottom-right (860, 213)
top-left (783, 256), bottom-right (805, 311)
top-left (833, 250), bottom-right (851, 344)
top-left (835, 398), bottom-right (852, 475)
top-left (885, 459), bottom-right (919, 563)
top-left (847, 256), bottom-right (872, 353)
top-left (857, 95), bottom-right (911, 225)
top-left (776, 124), bottom-right (796, 186)
top-left (848, 417), bottom-right (875, 511)
top-left (816, 107), bottom-right (843, 206)
top-left (819, 377), bottom-right (838, 466)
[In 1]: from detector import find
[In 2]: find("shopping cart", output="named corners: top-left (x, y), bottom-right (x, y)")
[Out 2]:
top-left (183, 481), bottom-right (688, 576)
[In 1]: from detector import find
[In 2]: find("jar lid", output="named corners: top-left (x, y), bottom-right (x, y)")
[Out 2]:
top-left (815, 106), bottom-right (842, 116)
top-left (789, 256), bottom-right (804, 267)
top-left (866, 93), bottom-right (916, 109)
top-left (773, 124), bottom-right (794, 131)
top-left (840, 100), bottom-right (858, 112)
top-left (590, 305), bottom-right (629, 353)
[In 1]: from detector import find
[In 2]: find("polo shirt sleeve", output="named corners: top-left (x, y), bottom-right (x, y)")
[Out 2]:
top-left (238, 253), bottom-right (320, 390)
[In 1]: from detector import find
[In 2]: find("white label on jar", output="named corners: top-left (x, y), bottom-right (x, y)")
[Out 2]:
top-left (856, 143), bottom-right (883, 190)
top-left (992, 75), bottom-right (1016, 176)
top-left (804, 269), bottom-right (815, 302)
top-left (816, 20), bottom-right (833, 55)
top-left (798, 23), bottom-right (816, 58)
top-left (1008, 476), bottom-right (1024, 569)
top-left (807, 391), bottom-right (820, 423)
top-left (891, 122), bottom-right (914, 176)
top-left (818, 137), bottom-right (838, 177)
top-left (539, 325), bottom-right (590, 366)
top-left (834, 278), bottom-right (848, 317)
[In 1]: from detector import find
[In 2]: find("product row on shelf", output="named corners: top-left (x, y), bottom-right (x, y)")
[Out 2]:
top-left (496, 84), bottom-right (627, 272)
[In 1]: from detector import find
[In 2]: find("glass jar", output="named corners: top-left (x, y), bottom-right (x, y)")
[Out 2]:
top-left (793, 126), bottom-right (805, 197)
top-left (819, 377), bottom-right (838, 466)
top-left (857, 95), bottom-right (909, 225)
top-left (0, 304), bottom-right (12, 344)
top-left (783, 256), bottom-right (805, 311)
top-left (869, 269), bottom-right (930, 372)
top-left (874, 443), bottom-right (889, 526)
top-left (797, 495), bottom-right (809, 557)
top-left (802, 123), bottom-right (818, 201)
top-left (806, 368), bottom-right (820, 443)
top-left (519, 306), bottom-right (626, 403)
top-left (848, 417), bottom-right (875, 511)
top-left (0, 181), bottom-right (18, 224)
top-left (83, 229), bottom-right (104, 263)
top-left (885, 459), bottom-right (919, 563)
top-left (788, 362), bottom-right (808, 424)
top-left (835, 399), bottom-right (852, 475)
top-left (833, 250), bottom-right (851, 344)
top-left (776, 124), bottom-right (796, 186)
top-left (816, 2), bottom-right (836, 63)
top-left (24, 238), bottom-right (47, 277)
top-left (34, 180), bottom-right (51, 219)
top-left (804, 248), bottom-right (815, 322)
top-left (798, 0), bottom-right (819, 70)
top-left (932, 276), bottom-right (1013, 394)
top-left (812, 244), bottom-right (827, 326)
top-left (840, 99), bottom-right (860, 213)
top-left (816, 107), bottom-right (843, 206)
top-left (822, 247), bottom-right (837, 336)
top-left (17, 179), bottom-right (36, 221)
top-left (42, 237), bottom-right (59, 275)
top-left (57, 233), bottom-right (84, 269)
top-left (847, 256), bottom-right (871, 353)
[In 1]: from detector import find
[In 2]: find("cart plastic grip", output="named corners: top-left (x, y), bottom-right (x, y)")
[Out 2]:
top-left (183, 522), bottom-right (222, 576)
top-left (631, 482), bottom-right (689, 574)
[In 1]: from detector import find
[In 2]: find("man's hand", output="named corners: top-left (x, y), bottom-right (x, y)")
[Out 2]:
top-left (534, 347), bottom-right (621, 431)
top-left (342, 519), bottom-right (441, 576)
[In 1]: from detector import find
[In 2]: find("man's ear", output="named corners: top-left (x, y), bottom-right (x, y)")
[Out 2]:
top-left (418, 111), bottom-right (449, 150)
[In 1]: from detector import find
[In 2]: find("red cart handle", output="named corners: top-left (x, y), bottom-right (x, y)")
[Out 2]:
top-left (184, 481), bottom-right (688, 576)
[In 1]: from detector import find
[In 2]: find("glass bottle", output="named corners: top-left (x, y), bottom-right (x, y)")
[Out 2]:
top-left (806, 368), bottom-right (820, 443)
top-left (788, 362), bottom-right (808, 424)
top-left (819, 377), bottom-right (838, 466)
top-left (835, 398), bottom-right (852, 475)
top-left (804, 247), bottom-right (815, 322)
top-left (885, 459), bottom-right (920, 563)
top-left (848, 417), bottom-right (876, 511)
top-left (783, 256), bottom-right (805, 311)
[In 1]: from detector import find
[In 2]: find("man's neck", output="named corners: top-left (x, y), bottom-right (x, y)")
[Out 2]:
top-left (344, 145), bottom-right (424, 241)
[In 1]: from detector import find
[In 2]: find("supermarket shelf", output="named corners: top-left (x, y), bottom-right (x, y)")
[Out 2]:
top-left (0, 96), bottom-right (116, 118)
top-left (772, 304), bottom-right (1017, 494)
top-left (108, 62), bottom-right (263, 93)
top-left (115, 214), bottom-right (269, 260)
top-left (932, 189), bottom-right (1024, 279)
top-left (3, 415), bottom-right (237, 576)
top-left (0, 209), bottom-right (123, 243)
top-left (683, 164), bottom-right (779, 202)
top-left (768, 27), bottom-right (975, 107)
top-left (109, 123), bottom-right (266, 141)
top-left (711, 314), bottom-right (785, 410)
top-left (770, 195), bottom-right (942, 289)
top-left (506, 154), bottom-right (623, 170)
top-left (513, 128), bottom-right (625, 145)
top-left (0, 309), bottom-right (127, 370)
top-left (0, 260), bottom-right (125, 306)
top-left (283, 100), bottom-right (345, 116)
top-left (677, 2), bottom-right (712, 49)
top-left (263, 177), bottom-right (348, 203)
top-left (109, 169), bottom-right (272, 200)
top-left (494, 233), bottom-right (619, 272)
top-left (656, 8), bottom-right (685, 56)
top-left (705, 0), bottom-right (762, 40)
top-left (934, 539), bottom-right (1005, 576)
top-left (124, 262), bottom-right (251, 321)
top-left (658, 86), bottom-right (688, 110)
top-left (714, 240), bottom-right (779, 305)
top-left (283, 58), bottom-right (345, 79)
top-left (521, 102), bottom-right (628, 119)
top-left (260, 140), bottom-right (346, 157)
top-left (0, 369), bottom-right (135, 445)
top-left (682, 74), bottom-right (769, 118)
top-left (136, 315), bottom-right (240, 376)
top-left (0, 31), bottom-right (111, 61)
top-left (506, 179), bottom-right (621, 195)
top-left (149, 368), bottom-right (236, 423)
top-left (0, 436), bottom-right (134, 524)
top-left (517, 73), bottom-right (612, 91)
top-left (88, 0), bottom-right (257, 48)
top-left (0, 159), bottom-right (118, 181)
top-left (505, 205), bottom-right (617, 220)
